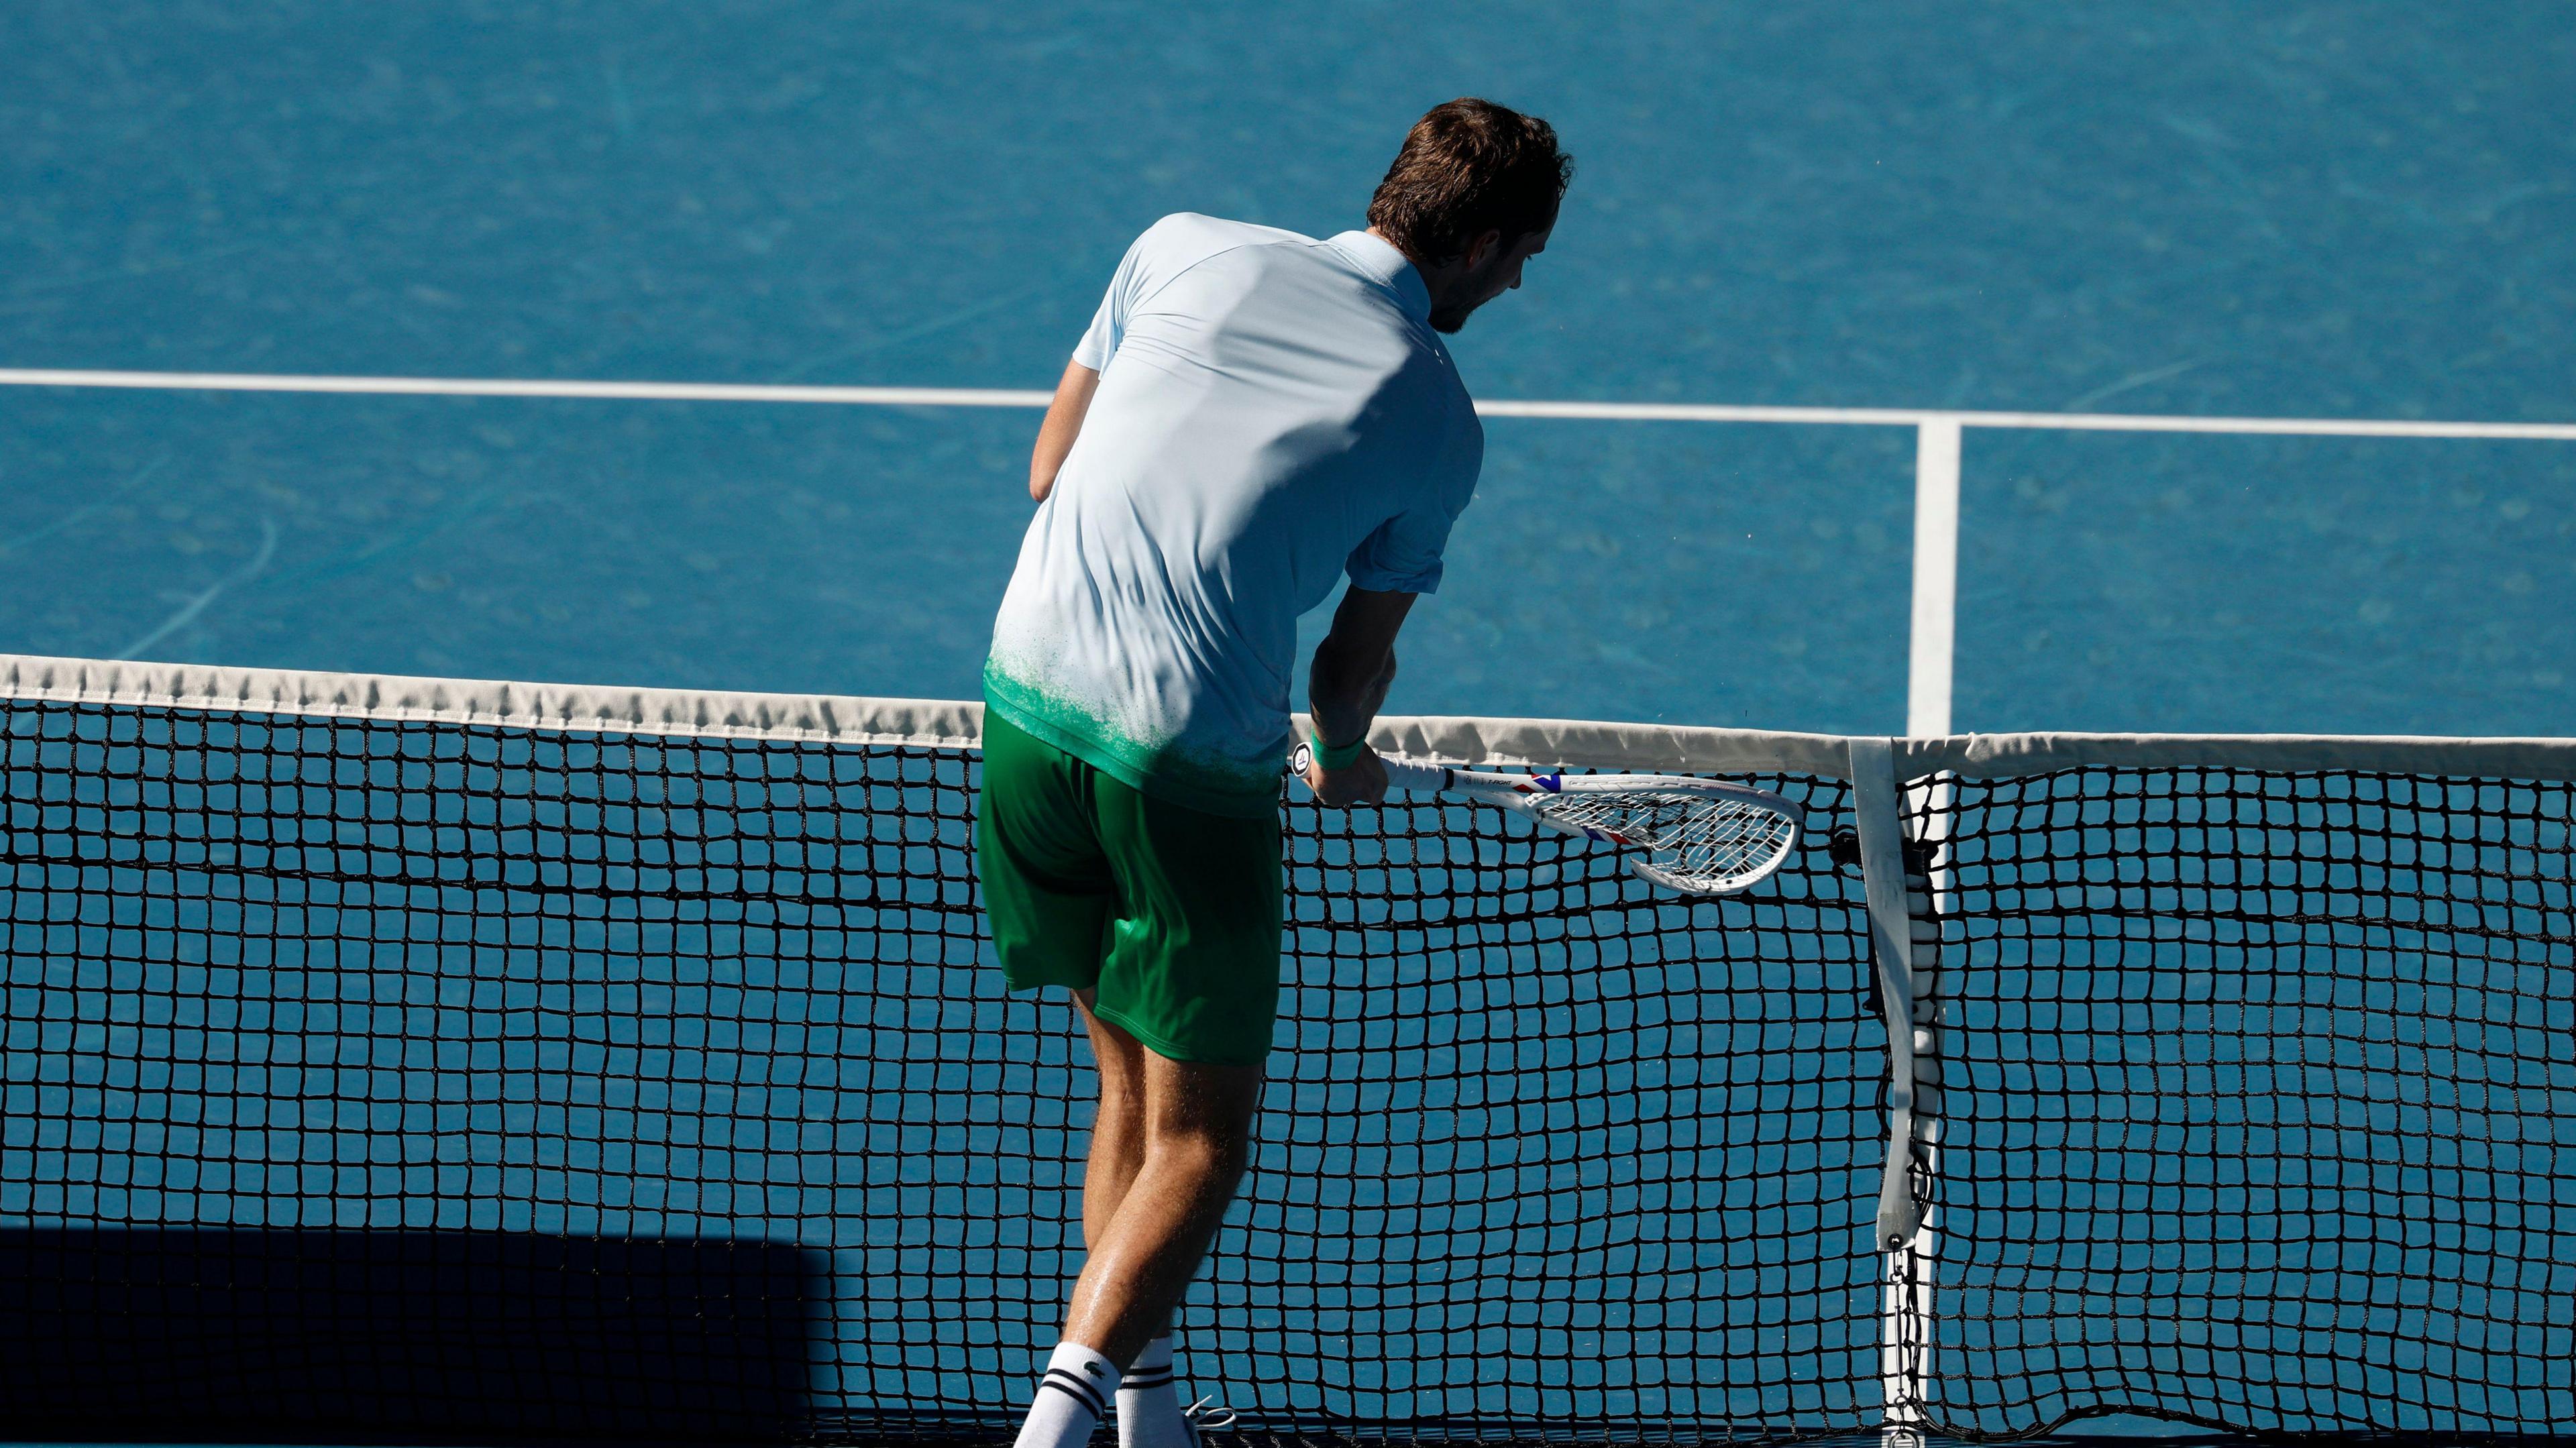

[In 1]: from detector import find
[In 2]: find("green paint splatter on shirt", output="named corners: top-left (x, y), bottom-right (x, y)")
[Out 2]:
top-left (983, 660), bottom-right (1283, 819)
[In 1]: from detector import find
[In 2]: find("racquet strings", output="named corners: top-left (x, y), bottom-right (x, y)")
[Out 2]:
top-left (1523, 788), bottom-right (1797, 891)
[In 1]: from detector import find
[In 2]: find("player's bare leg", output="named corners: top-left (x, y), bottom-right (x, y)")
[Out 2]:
top-left (1061, 1012), bottom-right (1261, 1368)
top-left (1073, 990), bottom-right (1154, 1253)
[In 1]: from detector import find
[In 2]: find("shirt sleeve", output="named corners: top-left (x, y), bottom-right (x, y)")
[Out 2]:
top-left (1344, 510), bottom-right (1454, 594)
top-left (1344, 409), bottom-right (1484, 595)
top-left (1071, 228), bottom-right (1152, 370)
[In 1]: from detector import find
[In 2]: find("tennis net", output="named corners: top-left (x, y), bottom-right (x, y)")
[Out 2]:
top-left (1, 653), bottom-right (2569, 1446)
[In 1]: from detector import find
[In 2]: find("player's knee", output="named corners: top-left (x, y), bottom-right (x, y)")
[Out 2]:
top-left (1094, 1081), bottom-right (1146, 1138)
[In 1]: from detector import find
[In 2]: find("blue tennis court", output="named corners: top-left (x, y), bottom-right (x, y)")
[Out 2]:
top-left (5, 3), bottom-right (2573, 734)
top-left (5, 5), bottom-right (2574, 1445)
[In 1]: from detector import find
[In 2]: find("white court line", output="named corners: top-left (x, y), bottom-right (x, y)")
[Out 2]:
top-left (0, 368), bottom-right (1053, 410)
top-left (1906, 421), bottom-right (1960, 740)
top-left (6, 366), bottom-right (2576, 440)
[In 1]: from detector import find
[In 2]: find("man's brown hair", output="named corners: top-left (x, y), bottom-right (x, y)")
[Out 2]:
top-left (1367, 98), bottom-right (1572, 265)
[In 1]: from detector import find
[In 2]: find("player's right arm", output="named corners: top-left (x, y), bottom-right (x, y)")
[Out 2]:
top-left (1032, 216), bottom-right (1179, 502)
top-left (1029, 359), bottom-right (1101, 502)
top-left (1304, 586), bottom-right (1415, 807)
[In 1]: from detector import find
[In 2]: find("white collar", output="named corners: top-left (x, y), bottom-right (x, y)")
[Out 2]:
top-left (1327, 229), bottom-right (1432, 324)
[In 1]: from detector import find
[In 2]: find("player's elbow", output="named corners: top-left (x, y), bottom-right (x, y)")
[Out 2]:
top-left (1307, 638), bottom-right (1355, 698)
top-left (1310, 636), bottom-right (1392, 704)
top-left (1356, 647), bottom-right (1398, 700)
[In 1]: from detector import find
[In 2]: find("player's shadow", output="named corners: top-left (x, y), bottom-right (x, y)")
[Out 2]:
top-left (0, 1227), bottom-right (824, 1444)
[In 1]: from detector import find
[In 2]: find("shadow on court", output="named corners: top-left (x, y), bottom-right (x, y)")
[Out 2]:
top-left (0, 1227), bottom-right (826, 1444)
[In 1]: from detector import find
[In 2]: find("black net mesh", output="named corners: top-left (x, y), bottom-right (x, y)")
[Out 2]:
top-left (1911, 767), bottom-right (2576, 1441)
top-left (11, 691), bottom-right (2575, 1445)
top-left (0, 695), bottom-right (1879, 1447)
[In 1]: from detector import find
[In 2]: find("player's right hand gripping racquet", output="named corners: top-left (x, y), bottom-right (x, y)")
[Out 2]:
top-left (1292, 744), bottom-right (1804, 896)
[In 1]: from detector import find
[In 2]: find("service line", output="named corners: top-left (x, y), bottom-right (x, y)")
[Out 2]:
top-left (7, 367), bottom-right (2576, 441)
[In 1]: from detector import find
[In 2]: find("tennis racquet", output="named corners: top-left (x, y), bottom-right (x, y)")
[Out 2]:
top-left (1291, 744), bottom-right (1805, 895)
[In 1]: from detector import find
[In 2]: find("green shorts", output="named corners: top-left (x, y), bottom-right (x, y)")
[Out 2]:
top-left (974, 707), bottom-right (1283, 1066)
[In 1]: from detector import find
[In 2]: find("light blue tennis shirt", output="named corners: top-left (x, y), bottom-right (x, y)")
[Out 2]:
top-left (984, 213), bottom-right (1484, 817)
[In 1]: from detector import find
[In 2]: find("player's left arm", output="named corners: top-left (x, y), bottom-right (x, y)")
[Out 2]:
top-left (1304, 586), bottom-right (1417, 807)
top-left (1029, 359), bottom-right (1100, 502)
top-left (1307, 408), bottom-right (1477, 806)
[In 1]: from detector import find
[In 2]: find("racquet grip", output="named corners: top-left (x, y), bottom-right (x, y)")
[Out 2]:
top-left (1377, 756), bottom-right (1452, 793)
top-left (1287, 744), bottom-right (1449, 794)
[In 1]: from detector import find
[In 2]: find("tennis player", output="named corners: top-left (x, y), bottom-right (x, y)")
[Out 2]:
top-left (977, 98), bottom-right (1570, 1448)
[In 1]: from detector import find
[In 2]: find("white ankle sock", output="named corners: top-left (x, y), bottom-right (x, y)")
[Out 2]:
top-left (1117, 1333), bottom-right (1187, 1448)
top-left (1014, 1339), bottom-right (1120, 1448)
